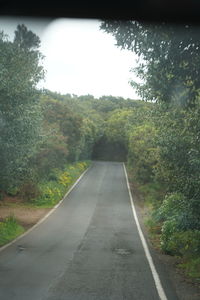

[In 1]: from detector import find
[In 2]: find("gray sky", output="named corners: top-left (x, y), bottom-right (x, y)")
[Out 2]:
top-left (0, 17), bottom-right (139, 99)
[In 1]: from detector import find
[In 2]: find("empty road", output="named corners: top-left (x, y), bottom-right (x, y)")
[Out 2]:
top-left (0, 162), bottom-right (178, 300)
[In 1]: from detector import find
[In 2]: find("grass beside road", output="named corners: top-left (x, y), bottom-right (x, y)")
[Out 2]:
top-left (0, 216), bottom-right (25, 246)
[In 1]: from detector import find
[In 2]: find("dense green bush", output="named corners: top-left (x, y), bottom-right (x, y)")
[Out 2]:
top-left (128, 122), bottom-right (158, 184)
top-left (33, 181), bottom-right (64, 207)
top-left (162, 230), bottom-right (200, 258)
top-left (138, 182), bottom-right (164, 209)
top-left (154, 107), bottom-right (200, 228)
top-left (160, 218), bottom-right (179, 253)
top-left (6, 186), bottom-right (20, 197)
top-left (155, 193), bottom-right (186, 222)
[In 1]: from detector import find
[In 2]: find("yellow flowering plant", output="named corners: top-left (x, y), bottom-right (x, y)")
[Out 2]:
top-left (59, 172), bottom-right (73, 187)
top-left (33, 161), bottom-right (90, 207)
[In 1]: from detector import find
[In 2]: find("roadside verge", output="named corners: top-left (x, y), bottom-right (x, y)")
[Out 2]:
top-left (0, 165), bottom-right (91, 253)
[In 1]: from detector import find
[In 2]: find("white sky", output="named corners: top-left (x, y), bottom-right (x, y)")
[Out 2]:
top-left (0, 17), bottom-right (140, 99)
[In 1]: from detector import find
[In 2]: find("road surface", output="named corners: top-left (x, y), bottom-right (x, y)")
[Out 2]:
top-left (0, 162), bottom-right (178, 300)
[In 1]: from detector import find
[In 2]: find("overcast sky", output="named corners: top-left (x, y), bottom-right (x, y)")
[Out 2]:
top-left (0, 17), bottom-right (139, 99)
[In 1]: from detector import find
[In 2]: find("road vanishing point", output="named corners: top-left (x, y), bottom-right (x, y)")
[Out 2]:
top-left (0, 161), bottom-right (178, 300)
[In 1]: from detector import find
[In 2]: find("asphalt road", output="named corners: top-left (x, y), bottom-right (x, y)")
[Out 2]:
top-left (0, 161), bottom-right (178, 300)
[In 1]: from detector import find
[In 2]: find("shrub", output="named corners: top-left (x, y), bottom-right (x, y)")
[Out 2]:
top-left (0, 216), bottom-right (24, 246)
top-left (155, 192), bottom-right (186, 222)
top-left (31, 161), bottom-right (90, 207)
top-left (128, 122), bottom-right (158, 185)
top-left (6, 186), bottom-right (20, 196)
top-left (76, 161), bottom-right (87, 172)
top-left (160, 218), bottom-right (179, 253)
top-left (48, 168), bottom-right (60, 181)
top-left (32, 181), bottom-right (64, 207)
top-left (59, 172), bottom-right (72, 187)
top-left (20, 182), bottom-right (40, 201)
top-left (162, 230), bottom-right (200, 257)
top-left (138, 182), bottom-right (164, 208)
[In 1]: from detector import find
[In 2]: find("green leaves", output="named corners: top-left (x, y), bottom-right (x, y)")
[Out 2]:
top-left (128, 121), bottom-right (158, 184)
top-left (101, 21), bottom-right (200, 106)
top-left (14, 24), bottom-right (41, 50)
top-left (0, 26), bottom-right (44, 191)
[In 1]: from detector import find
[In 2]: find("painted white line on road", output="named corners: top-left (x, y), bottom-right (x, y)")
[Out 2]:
top-left (123, 163), bottom-right (168, 300)
top-left (0, 166), bottom-right (90, 253)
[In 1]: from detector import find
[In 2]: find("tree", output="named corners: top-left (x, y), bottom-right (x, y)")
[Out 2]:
top-left (41, 97), bottom-right (84, 162)
top-left (105, 109), bottom-right (134, 146)
top-left (14, 24), bottom-right (41, 50)
top-left (0, 25), bottom-right (44, 192)
top-left (154, 106), bottom-right (200, 228)
top-left (128, 122), bottom-right (158, 184)
top-left (100, 21), bottom-right (200, 106)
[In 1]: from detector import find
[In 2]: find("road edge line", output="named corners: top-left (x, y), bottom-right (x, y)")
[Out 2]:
top-left (0, 166), bottom-right (91, 253)
top-left (123, 163), bottom-right (168, 300)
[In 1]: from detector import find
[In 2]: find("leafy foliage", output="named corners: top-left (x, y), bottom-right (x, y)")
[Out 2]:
top-left (128, 122), bottom-right (158, 184)
top-left (0, 25), bottom-right (44, 191)
top-left (101, 21), bottom-right (200, 107)
top-left (161, 230), bottom-right (200, 258)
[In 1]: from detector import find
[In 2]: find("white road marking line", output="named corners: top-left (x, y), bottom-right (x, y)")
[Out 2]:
top-left (123, 163), bottom-right (168, 300)
top-left (0, 166), bottom-right (90, 253)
